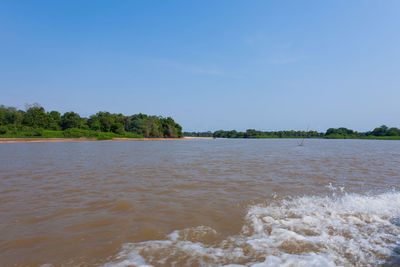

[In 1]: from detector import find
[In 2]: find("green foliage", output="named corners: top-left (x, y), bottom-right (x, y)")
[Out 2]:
top-left (184, 131), bottom-right (213, 137)
top-left (23, 105), bottom-right (48, 128)
top-left (326, 127), bottom-right (354, 136)
top-left (371, 125), bottom-right (389, 136)
top-left (211, 129), bottom-right (323, 139)
top-left (111, 122), bottom-right (125, 135)
top-left (47, 111), bottom-right (61, 130)
top-left (359, 135), bottom-right (400, 140)
top-left (41, 130), bottom-right (65, 138)
top-left (0, 126), bottom-right (7, 134)
top-left (188, 126), bottom-right (400, 140)
top-left (325, 127), bottom-right (355, 139)
top-left (0, 126), bottom-right (44, 137)
top-left (61, 112), bottom-right (82, 130)
top-left (63, 128), bottom-right (94, 138)
top-left (96, 136), bottom-right (113, 140)
top-left (89, 120), bottom-right (101, 131)
top-left (388, 127), bottom-right (400, 136)
top-left (324, 125), bottom-right (400, 139)
top-left (126, 114), bottom-right (182, 138)
top-left (160, 117), bottom-right (183, 138)
top-left (1, 103), bottom-right (398, 141)
top-left (126, 113), bottom-right (150, 136)
top-left (0, 105), bottom-right (24, 126)
top-left (26, 127), bottom-right (43, 137)
top-left (0, 104), bottom-right (183, 139)
top-left (87, 112), bottom-right (126, 132)
top-left (48, 110), bottom-right (61, 122)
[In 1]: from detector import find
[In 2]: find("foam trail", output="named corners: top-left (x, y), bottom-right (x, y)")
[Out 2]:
top-left (105, 191), bottom-right (400, 267)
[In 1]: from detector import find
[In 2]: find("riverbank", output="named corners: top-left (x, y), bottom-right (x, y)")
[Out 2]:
top-left (0, 137), bottom-right (213, 143)
top-left (2, 136), bottom-right (400, 143)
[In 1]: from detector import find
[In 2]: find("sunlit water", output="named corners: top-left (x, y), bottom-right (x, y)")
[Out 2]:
top-left (0, 139), bottom-right (399, 266)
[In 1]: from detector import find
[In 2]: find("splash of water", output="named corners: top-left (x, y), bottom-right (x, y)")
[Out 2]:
top-left (105, 191), bottom-right (400, 267)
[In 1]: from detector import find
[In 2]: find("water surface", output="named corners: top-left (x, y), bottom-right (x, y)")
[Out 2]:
top-left (0, 139), bottom-right (399, 266)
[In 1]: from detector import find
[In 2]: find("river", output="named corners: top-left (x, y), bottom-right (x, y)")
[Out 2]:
top-left (0, 139), bottom-right (399, 266)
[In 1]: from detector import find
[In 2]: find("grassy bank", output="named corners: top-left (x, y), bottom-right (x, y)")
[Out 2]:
top-left (0, 128), bottom-right (143, 140)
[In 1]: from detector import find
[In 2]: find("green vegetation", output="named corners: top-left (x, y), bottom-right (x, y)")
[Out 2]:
top-left (0, 104), bottom-right (183, 139)
top-left (185, 126), bottom-right (400, 140)
top-left (213, 129), bottom-right (323, 139)
top-left (183, 131), bottom-right (213, 137)
top-left (2, 103), bottom-right (398, 141)
top-left (324, 126), bottom-right (400, 139)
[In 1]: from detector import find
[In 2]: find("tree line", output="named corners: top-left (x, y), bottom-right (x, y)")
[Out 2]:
top-left (0, 104), bottom-right (183, 138)
top-left (184, 125), bottom-right (400, 139)
top-left (324, 126), bottom-right (400, 138)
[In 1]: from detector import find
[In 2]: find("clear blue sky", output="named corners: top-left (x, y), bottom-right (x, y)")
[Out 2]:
top-left (1, 1), bottom-right (399, 132)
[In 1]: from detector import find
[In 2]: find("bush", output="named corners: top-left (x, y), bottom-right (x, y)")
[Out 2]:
top-left (0, 126), bottom-right (7, 134)
top-left (22, 127), bottom-right (43, 137)
top-left (6, 125), bottom-right (18, 134)
top-left (41, 130), bottom-right (65, 138)
top-left (111, 122), bottom-right (125, 135)
top-left (96, 136), bottom-right (113, 140)
top-left (48, 122), bottom-right (61, 131)
top-left (63, 128), bottom-right (97, 138)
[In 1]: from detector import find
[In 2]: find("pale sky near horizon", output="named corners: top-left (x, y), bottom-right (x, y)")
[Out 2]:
top-left (1, 1), bottom-right (399, 132)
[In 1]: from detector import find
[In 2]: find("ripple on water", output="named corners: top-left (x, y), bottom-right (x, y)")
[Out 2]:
top-left (110, 200), bottom-right (134, 213)
top-left (67, 218), bottom-right (115, 232)
top-left (1, 139), bottom-right (400, 266)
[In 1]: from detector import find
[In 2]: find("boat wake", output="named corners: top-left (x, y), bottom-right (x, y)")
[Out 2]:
top-left (105, 191), bottom-right (400, 267)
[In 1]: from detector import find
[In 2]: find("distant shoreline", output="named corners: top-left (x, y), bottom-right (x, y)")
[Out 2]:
top-left (0, 137), bottom-right (214, 143)
top-left (2, 136), bottom-right (400, 143)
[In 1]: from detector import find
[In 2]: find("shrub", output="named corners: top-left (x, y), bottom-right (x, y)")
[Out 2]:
top-left (63, 128), bottom-right (93, 138)
top-left (0, 126), bottom-right (7, 134)
top-left (21, 127), bottom-right (43, 137)
top-left (97, 136), bottom-right (113, 140)
top-left (111, 122), bottom-right (125, 135)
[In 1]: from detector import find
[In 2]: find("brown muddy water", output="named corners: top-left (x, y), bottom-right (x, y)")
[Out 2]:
top-left (0, 139), bottom-right (400, 266)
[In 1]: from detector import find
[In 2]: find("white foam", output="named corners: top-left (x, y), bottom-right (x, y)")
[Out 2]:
top-left (105, 191), bottom-right (400, 266)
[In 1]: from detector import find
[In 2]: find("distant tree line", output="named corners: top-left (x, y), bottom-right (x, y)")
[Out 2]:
top-left (0, 104), bottom-right (183, 138)
top-left (183, 131), bottom-right (213, 137)
top-left (212, 129), bottom-right (323, 138)
top-left (324, 125), bottom-right (400, 138)
top-left (184, 126), bottom-right (400, 139)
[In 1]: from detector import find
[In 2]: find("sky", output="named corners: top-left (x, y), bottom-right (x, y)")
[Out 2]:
top-left (1, 1), bottom-right (400, 132)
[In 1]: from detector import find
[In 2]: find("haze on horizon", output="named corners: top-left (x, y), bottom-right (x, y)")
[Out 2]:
top-left (1, 1), bottom-right (399, 132)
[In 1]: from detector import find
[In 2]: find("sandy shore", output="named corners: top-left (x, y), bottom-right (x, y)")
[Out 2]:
top-left (0, 137), bottom-right (213, 143)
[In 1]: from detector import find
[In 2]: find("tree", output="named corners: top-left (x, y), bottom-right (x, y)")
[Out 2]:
top-left (372, 125), bottom-right (389, 136)
top-left (23, 105), bottom-right (48, 128)
top-left (60, 112), bottom-right (82, 130)
top-left (0, 104), bottom-right (185, 138)
top-left (0, 105), bottom-right (24, 126)
top-left (111, 122), bottom-right (125, 134)
top-left (388, 127), bottom-right (400, 136)
top-left (47, 111), bottom-right (61, 130)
